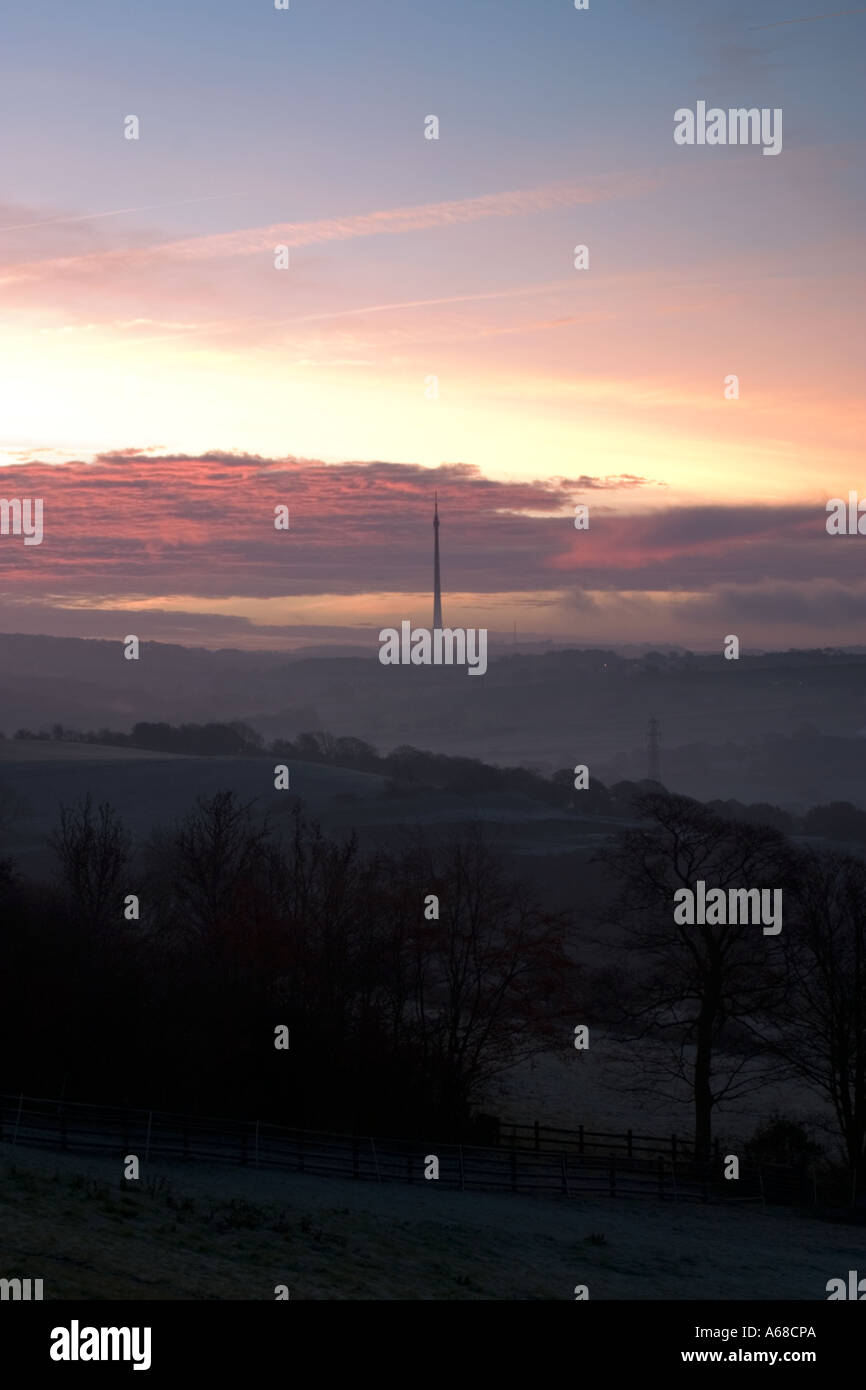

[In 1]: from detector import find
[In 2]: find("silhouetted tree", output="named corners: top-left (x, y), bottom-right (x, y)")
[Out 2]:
top-left (386, 831), bottom-right (575, 1131)
top-left (49, 794), bottom-right (131, 936)
top-left (761, 849), bottom-right (866, 1191)
top-left (598, 791), bottom-right (788, 1159)
top-left (166, 789), bottom-right (270, 943)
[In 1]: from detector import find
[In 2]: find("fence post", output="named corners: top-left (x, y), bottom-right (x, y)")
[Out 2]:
top-left (561, 1151), bottom-right (570, 1198)
top-left (145, 1111), bottom-right (152, 1163)
top-left (609, 1154), bottom-right (616, 1198)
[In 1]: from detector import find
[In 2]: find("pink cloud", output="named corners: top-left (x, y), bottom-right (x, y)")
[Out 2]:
top-left (0, 452), bottom-right (852, 607)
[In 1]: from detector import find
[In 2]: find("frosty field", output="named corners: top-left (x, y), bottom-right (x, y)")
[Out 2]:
top-left (1, 1141), bottom-right (860, 1301)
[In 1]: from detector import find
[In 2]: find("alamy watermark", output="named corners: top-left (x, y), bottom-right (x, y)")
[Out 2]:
top-left (0, 497), bottom-right (43, 545)
top-left (826, 492), bottom-right (866, 534)
top-left (379, 621), bottom-right (488, 676)
top-left (674, 102), bottom-right (782, 156)
top-left (50, 1321), bottom-right (152, 1371)
top-left (0, 1276), bottom-right (43, 1300)
top-left (826, 1270), bottom-right (866, 1299)
top-left (673, 880), bottom-right (782, 935)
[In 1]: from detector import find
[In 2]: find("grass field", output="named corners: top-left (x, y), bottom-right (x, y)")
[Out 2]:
top-left (1, 1143), bottom-right (859, 1301)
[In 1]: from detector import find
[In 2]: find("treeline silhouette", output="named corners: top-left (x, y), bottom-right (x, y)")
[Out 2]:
top-left (8, 720), bottom-right (263, 758)
top-left (9, 720), bottom-right (866, 843)
top-left (0, 793), bottom-right (575, 1141)
top-left (1, 780), bottom-right (864, 1195)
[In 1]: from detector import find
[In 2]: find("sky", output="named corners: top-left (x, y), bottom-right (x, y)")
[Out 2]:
top-left (0, 0), bottom-right (864, 649)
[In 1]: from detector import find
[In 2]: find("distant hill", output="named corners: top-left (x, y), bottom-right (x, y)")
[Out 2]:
top-left (1, 634), bottom-right (866, 807)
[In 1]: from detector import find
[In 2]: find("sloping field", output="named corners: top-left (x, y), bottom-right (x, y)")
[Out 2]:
top-left (0, 1142), bottom-right (858, 1301)
top-left (0, 753), bottom-right (390, 873)
top-left (0, 749), bottom-right (603, 873)
top-left (0, 742), bottom-right (191, 762)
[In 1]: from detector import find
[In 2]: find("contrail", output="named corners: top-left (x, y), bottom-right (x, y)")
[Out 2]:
top-left (0, 173), bottom-right (661, 286)
top-left (751, 6), bottom-right (866, 28)
top-left (0, 191), bottom-right (251, 234)
top-left (289, 279), bottom-right (578, 324)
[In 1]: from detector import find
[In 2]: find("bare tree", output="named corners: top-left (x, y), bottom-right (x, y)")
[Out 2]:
top-left (168, 789), bottom-right (271, 944)
top-left (597, 791), bottom-right (789, 1158)
top-left (393, 832), bottom-right (575, 1127)
top-left (761, 848), bottom-right (866, 1189)
top-left (49, 794), bottom-right (131, 936)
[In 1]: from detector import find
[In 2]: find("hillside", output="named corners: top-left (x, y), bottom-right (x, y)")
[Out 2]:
top-left (1, 1143), bottom-right (858, 1301)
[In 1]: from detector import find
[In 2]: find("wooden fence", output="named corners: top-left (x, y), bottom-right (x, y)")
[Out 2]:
top-left (501, 1119), bottom-right (719, 1163)
top-left (0, 1093), bottom-right (809, 1208)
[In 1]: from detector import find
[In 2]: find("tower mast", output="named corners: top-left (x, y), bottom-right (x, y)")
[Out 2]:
top-left (433, 491), bottom-right (443, 629)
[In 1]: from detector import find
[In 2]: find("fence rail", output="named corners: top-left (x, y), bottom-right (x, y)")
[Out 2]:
top-left (498, 1120), bottom-right (738, 1165)
top-left (0, 1093), bottom-right (808, 1208)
